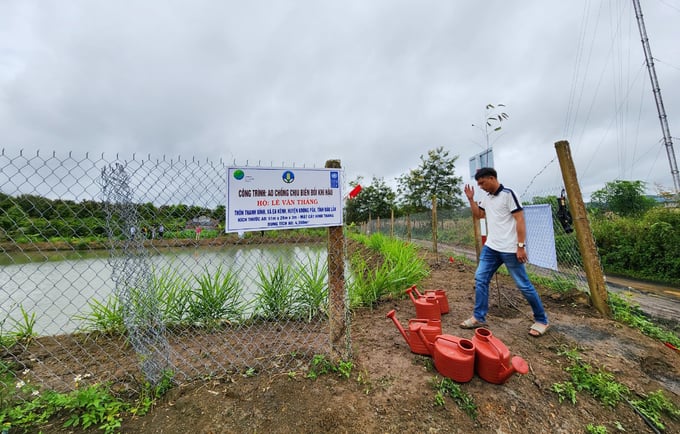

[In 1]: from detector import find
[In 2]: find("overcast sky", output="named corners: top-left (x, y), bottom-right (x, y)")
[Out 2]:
top-left (2, 0), bottom-right (679, 201)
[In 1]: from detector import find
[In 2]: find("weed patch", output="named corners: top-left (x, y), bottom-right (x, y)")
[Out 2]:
top-left (552, 348), bottom-right (680, 431)
top-left (431, 377), bottom-right (477, 420)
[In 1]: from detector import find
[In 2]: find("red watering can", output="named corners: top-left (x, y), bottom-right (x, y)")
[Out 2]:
top-left (417, 329), bottom-right (476, 383)
top-left (471, 328), bottom-right (529, 384)
top-left (386, 310), bottom-right (441, 356)
top-left (413, 287), bottom-right (449, 314)
top-left (406, 286), bottom-right (441, 321)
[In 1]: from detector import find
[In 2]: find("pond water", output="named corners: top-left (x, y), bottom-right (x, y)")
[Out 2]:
top-left (0, 244), bottom-right (326, 336)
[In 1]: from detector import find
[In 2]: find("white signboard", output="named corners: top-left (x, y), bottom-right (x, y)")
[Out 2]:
top-left (524, 204), bottom-right (558, 271)
top-left (226, 167), bottom-right (343, 232)
top-left (469, 148), bottom-right (494, 179)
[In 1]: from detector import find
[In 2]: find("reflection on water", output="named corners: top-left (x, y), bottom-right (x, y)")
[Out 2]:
top-left (0, 244), bottom-right (325, 336)
top-left (0, 248), bottom-right (111, 266)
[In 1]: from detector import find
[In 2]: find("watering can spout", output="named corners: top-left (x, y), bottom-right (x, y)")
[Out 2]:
top-left (507, 356), bottom-right (529, 380)
top-left (386, 310), bottom-right (409, 344)
top-left (497, 356), bottom-right (529, 383)
top-left (405, 286), bottom-right (417, 303)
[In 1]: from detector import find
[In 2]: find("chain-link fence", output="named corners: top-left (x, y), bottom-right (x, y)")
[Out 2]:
top-left (1, 149), bottom-right (349, 396)
top-left (364, 185), bottom-right (591, 294)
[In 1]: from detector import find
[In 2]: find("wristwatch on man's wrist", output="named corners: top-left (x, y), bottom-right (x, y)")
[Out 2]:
top-left (517, 242), bottom-right (526, 248)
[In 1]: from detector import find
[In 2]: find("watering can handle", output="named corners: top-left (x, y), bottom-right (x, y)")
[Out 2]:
top-left (415, 327), bottom-right (434, 352)
top-left (434, 335), bottom-right (476, 354)
top-left (436, 335), bottom-right (463, 346)
top-left (483, 336), bottom-right (512, 371)
top-left (487, 339), bottom-right (506, 368)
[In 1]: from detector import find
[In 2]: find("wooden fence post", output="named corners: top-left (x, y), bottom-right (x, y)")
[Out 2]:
top-left (472, 214), bottom-right (482, 262)
top-left (554, 141), bottom-right (611, 318)
top-left (406, 214), bottom-right (411, 241)
top-left (390, 208), bottom-right (394, 237)
top-left (325, 159), bottom-right (350, 360)
top-left (431, 196), bottom-right (438, 256)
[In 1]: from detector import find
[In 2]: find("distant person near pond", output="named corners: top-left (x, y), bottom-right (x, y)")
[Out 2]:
top-left (195, 226), bottom-right (202, 241)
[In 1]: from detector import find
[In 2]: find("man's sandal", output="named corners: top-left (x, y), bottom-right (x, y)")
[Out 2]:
top-left (459, 317), bottom-right (488, 329)
top-left (528, 322), bottom-right (550, 337)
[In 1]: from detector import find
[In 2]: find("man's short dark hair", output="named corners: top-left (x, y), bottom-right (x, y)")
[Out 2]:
top-left (474, 167), bottom-right (497, 180)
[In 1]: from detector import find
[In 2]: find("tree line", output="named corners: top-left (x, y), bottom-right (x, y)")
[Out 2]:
top-left (0, 191), bottom-right (222, 243)
top-left (344, 151), bottom-right (678, 286)
top-left (1, 148), bottom-right (677, 285)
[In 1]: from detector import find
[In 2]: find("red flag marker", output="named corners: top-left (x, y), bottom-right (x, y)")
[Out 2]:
top-left (348, 184), bottom-right (362, 199)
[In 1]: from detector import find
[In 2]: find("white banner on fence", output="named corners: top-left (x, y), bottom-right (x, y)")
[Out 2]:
top-left (524, 204), bottom-right (558, 271)
top-left (226, 167), bottom-right (343, 232)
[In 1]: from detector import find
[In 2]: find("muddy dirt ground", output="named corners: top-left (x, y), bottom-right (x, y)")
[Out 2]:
top-left (21, 247), bottom-right (680, 433)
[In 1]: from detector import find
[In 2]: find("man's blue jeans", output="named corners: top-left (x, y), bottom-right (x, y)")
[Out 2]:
top-left (473, 245), bottom-right (549, 324)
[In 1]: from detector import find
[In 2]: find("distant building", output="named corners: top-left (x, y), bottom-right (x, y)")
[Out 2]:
top-left (186, 215), bottom-right (219, 230)
top-left (646, 194), bottom-right (678, 208)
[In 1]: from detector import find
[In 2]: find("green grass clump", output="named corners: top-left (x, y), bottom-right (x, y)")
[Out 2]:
top-left (609, 292), bottom-right (680, 348)
top-left (78, 296), bottom-right (125, 334)
top-left (254, 258), bottom-right (298, 320)
top-left (189, 265), bottom-right (247, 326)
top-left (295, 254), bottom-right (329, 322)
top-left (530, 273), bottom-right (580, 293)
top-left (552, 348), bottom-right (680, 431)
top-left (431, 376), bottom-right (477, 420)
top-left (0, 366), bottom-right (175, 434)
top-left (151, 265), bottom-right (191, 325)
top-left (629, 390), bottom-right (680, 431)
top-left (551, 348), bottom-right (628, 407)
top-left (348, 233), bottom-right (429, 307)
top-left (1, 382), bottom-right (126, 434)
top-left (1, 305), bottom-right (37, 347)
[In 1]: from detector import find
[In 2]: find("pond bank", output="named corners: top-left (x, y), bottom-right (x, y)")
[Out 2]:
top-left (0, 234), bottom-right (326, 253)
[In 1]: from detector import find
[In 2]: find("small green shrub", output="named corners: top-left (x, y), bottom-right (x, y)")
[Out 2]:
top-left (306, 355), bottom-right (353, 380)
top-left (585, 424), bottom-right (607, 434)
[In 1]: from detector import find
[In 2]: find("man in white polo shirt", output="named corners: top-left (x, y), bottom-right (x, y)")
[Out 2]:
top-left (459, 167), bottom-right (550, 337)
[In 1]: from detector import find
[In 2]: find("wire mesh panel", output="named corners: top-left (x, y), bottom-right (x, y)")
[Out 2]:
top-left (520, 186), bottom-right (590, 292)
top-left (1, 149), bottom-right (344, 394)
